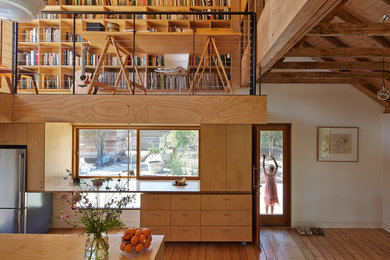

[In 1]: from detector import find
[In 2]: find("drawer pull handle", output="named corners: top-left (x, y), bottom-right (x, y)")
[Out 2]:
top-left (222, 198), bottom-right (231, 201)
top-left (223, 229), bottom-right (231, 232)
top-left (182, 214), bottom-right (190, 216)
top-left (223, 214), bottom-right (231, 216)
top-left (182, 198), bottom-right (190, 201)
top-left (152, 214), bottom-right (160, 216)
top-left (183, 229), bottom-right (190, 232)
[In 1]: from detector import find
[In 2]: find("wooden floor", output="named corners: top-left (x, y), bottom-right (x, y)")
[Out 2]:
top-left (50, 228), bottom-right (390, 259)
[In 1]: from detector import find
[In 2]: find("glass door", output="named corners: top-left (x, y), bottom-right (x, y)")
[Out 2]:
top-left (255, 124), bottom-right (291, 227)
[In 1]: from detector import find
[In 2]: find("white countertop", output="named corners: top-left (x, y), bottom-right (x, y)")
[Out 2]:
top-left (45, 176), bottom-right (200, 193)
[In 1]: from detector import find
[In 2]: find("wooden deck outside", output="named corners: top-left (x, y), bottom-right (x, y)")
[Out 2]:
top-left (50, 227), bottom-right (390, 259)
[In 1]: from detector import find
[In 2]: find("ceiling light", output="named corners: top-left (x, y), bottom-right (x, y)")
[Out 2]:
top-left (377, 15), bottom-right (390, 101)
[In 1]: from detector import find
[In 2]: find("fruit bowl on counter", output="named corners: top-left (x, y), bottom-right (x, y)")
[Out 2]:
top-left (120, 228), bottom-right (152, 257)
top-left (172, 178), bottom-right (187, 186)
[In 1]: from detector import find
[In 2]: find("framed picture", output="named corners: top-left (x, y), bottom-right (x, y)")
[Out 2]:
top-left (317, 127), bottom-right (359, 162)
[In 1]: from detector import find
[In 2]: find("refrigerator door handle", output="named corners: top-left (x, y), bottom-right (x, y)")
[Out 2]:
top-left (18, 153), bottom-right (26, 209)
top-left (17, 209), bottom-right (21, 233)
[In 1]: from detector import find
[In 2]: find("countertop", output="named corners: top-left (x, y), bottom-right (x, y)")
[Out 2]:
top-left (0, 234), bottom-right (164, 260)
top-left (45, 176), bottom-right (200, 193)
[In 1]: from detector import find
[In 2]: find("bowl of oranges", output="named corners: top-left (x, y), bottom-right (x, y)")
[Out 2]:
top-left (120, 228), bottom-right (152, 257)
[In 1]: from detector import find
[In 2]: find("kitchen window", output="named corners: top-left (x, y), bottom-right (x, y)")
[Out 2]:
top-left (75, 126), bottom-right (199, 179)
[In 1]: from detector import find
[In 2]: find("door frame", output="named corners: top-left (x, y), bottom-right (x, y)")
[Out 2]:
top-left (253, 124), bottom-right (291, 245)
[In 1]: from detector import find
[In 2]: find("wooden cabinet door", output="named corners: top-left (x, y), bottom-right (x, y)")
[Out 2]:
top-left (226, 125), bottom-right (252, 191)
top-left (200, 125), bottom-right (226, 191)
top-left (27, 124), bottom-right (45, 191)
top-left (0, 124), bottom-right (27, 145)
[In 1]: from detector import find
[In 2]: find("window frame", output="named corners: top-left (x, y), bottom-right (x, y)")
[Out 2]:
top-left (73, 125), bottom-right (200, 180)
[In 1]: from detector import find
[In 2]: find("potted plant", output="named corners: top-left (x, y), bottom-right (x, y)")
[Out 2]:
top-left (147, 145), bottom-right (165, 174)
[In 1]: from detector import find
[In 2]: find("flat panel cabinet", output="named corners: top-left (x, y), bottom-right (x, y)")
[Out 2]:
top-left (226, 125), bottom-right (252, 191)
top-left (0, 124), bottom-right (27, 145)
top-left (200, 124), bottom-right (252, 192)
top-left (200, 125), bottom-right (226, 191)
top-left (140, 194), bottom-right (252, 242)
top-left (0, 123), bottom-right (45, 191)
top-left (27, 124), bottom-right (45, 191)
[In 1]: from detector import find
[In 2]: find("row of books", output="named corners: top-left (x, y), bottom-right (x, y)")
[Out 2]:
top-left (147, 72), bottom-right (188, 90)
top-left (194, 9), bottom-right (231, 20)
top-left (22, 29), bottom-right (39, 42)
top-left (45, 0), bottom-right (60, 4)
top-left (42, 76), bottom-right (62, 89)
top-left (19, 75), bottom-right (40, 89)
top-left (64, 33), bottom-right (83, 42)
top-left (44, 27), bottom-right (61, 42)
top-left (189, 54), bottom-right (231, 67)
top-left (43, 53), bottom-right (61, 65)
top-left (18, 50), bottom-right (39, 66)
top-left (63, 49), bottom-right (82, 66)
top-left (97, 71), bottom-right (145, 89)
top-left (38, 13), bottom-right (59, 19)
top-left (65, 0), bottom-right (104, 4)
top-left (148, 55), bottom-right (164, 66)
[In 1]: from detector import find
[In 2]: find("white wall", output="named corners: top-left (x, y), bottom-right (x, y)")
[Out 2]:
top-left (382, 114), bottom-right (390, 232)
top-left (263, 83), bottom-right (384, 228)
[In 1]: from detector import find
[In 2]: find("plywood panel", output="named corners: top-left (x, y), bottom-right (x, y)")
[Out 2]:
top-left (171, 195), bottom-right (200, 211)
top-left (0, 94), bottom-right (13, 122)
top-left (13, 95), bottom-right (267, 125)
top-left (200, 125), bottom-right (226, 191)
top-left (141, 194), bottom-right (171, 210)
top-left (44, 123), bottom-right (73, 188)
top-left (0, 123), bottom-right (27, 145)
top-left (226, 125), bottom-right (252, 191)
top-left (27, 124), bottom-right (45, 191)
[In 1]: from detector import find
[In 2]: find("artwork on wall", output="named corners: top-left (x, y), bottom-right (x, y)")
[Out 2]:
top-left (317, 127), bottom-right (359, 162)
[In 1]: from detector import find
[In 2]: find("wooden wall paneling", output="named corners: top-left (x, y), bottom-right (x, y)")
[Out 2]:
top-left (13, 95), bottom-right (267, 125)
top-left (27, 124), bottom-right (45, 191)
top-left (257, 0), bottom-right (343, 74)
top-left (1, 22), bottom-right (12, 92)
top-left (200, 125), bottom-right (227, 191)
top-left (0, 94), bottom-right (14, 122)
top-left (226, 125), bottom-right (252, 191)
top-left (0, 123), bottom-right (27, 145)
top-left (44, 123), bottom-right (73, 190)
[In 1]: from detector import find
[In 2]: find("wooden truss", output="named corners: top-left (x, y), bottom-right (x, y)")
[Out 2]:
top-left (88, 35), bottom-right (147, 94)
top-left (188, 37), bottom-right (233, 95)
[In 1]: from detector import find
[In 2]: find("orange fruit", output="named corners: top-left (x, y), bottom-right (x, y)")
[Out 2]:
top-left (130, 235), bottom-right (139, 246)
top-left (142, 228), bottom-right (152, 238)
top-left (144, 238), bottom-right (151, 249)
top-left (135, 229), bottom-right (143, 236)
top-left (139, 234), bottom-right (146, 243)
top-left (122, 233), bottom-right (132, 240)
top-left (124, 244), bottom-right (133, 253)
top-left (120, 241), bottom-right (127, 251)
top-left (135, 243), bottom-right (144, 252)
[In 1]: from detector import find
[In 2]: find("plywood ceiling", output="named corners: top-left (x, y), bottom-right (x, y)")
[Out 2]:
top-left (262, 0), bottom-right (390, 111)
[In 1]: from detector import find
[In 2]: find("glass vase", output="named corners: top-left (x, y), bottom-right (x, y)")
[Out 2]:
top-left (85, 233), bottom-right (109, 260)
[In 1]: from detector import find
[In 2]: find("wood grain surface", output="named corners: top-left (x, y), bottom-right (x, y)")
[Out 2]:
top-left (0, 93), bottom-right (13, 122)
top-left (12, 95), bottom-right (267, 124)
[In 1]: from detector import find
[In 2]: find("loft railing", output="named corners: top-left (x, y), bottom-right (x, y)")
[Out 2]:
top-left (2, 11), bottom-right (258, 95)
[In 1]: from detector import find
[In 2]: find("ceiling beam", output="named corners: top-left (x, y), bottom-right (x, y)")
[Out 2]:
top-left (257, 0), bottom-right (343, 76)
top-left (262, 78), bottom-right (362, 84)
top-left (285, 47), bottom-right (390, 57)
top-left (382, 0), bottom-right (390, 7)
top-left (307, 23), bottom-right (390, 36)
top-left (272, 62), bottom-right (390, 70)
top-left (320, 0), bottom-right (347, 23)
top-left (264, 71), bottom-right (390, 79)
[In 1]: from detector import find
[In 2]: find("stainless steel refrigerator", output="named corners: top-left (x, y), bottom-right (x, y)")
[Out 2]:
top-left (0, 146), bottom-right (52, 234)
top-left (0, 146), bottom-right (27, 233)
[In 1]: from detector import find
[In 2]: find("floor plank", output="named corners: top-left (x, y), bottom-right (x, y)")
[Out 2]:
top-left (49, 227), bottom-right (390, 260)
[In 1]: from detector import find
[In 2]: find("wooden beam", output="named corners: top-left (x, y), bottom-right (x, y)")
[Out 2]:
top-left (257, 0), bottom-right (343, 75)
top-left (272, 62), bottom-right (390, 70)
top-left (383, 0), bottom-right (390, 7)
top-left (264, 71), bottom-right (390, 79)
top-left (12, 95), bottom-right (267, 124)
top-left (308, 23), bottom-right (390, 36)
top-left (0, 93), bottom-right (13, 122)
top-left (285, 47), bottom-right (390, 57)
top-left (319, 0), bottom-right (347, 23)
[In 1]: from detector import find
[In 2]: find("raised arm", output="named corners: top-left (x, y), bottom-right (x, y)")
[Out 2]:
top-left (262, 152), bottom-right (267, 174)
top-left (270, 155), bottom-right (279, 176)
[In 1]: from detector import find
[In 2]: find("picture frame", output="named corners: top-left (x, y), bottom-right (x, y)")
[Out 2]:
top-left (317, 127), bottom-right (359, 162)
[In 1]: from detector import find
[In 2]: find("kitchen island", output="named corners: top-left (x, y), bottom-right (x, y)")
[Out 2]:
top-left (0, 234), bottom-right (164, 260)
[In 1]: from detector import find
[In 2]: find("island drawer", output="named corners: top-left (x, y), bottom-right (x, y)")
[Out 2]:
top-left (141, 194), bottom-right (170, 210)
top-left (171, 195), bottom-right (200, 210)
top-left (201, 194), bottom-right (252, 211)
top-left (171, 226), bottom-right (200, 241)
top-left (171, 211), bottom-right (201, 226)
top-left (200, 226), bottom-right (252, 241)
top-left (140, 210), bottom-right (170, 226)
top-left (200, 211), bottom-right (251, 226)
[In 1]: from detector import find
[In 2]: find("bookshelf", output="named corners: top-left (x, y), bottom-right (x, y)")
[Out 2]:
top-left (10, 0), bottom-right (241, 93)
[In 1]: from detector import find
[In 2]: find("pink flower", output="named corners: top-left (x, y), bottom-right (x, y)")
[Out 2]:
top-left (64, 214), bottom-right (70, 219)
top-left (60, 215), bottom-right (64, 220)
top-left (73, 191), bottom-right (79, 195)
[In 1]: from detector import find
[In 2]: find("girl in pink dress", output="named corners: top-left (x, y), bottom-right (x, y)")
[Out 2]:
top-left (262, 153), bottom-right (279, 215)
